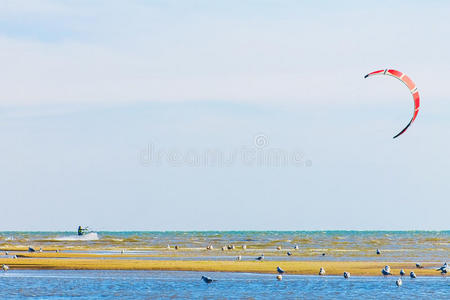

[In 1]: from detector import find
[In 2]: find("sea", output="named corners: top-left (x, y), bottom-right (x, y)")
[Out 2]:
top-left (0, 270), bottom-right (448, 299)
top-left (0, 231), bottom-right (448, 261)
top-left (0, 231), bottom-right (448, 299)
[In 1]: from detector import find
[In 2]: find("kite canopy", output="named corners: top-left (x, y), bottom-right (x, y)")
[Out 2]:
top-left (364, 69), bottom-right (420, 139)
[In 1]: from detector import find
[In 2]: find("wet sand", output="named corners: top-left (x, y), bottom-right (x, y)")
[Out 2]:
top-left (0, 252), bottom-right (444, 276)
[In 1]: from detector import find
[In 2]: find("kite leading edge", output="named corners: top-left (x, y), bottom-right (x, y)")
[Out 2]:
top-left (364, 69), bottom-right (420, 139)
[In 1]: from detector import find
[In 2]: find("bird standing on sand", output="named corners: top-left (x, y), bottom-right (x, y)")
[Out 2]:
top-left (28, 247), bottom-right (35, 252)
top-left (287, 252), bottom-right (292, 256)
top-left (382, 265), bottom-right (392, 276)
top-left (242, 245), bottom-right (247, 250)
top-left (237, 255), bottom-right (242, 261)
top-left (436, 262), bottom-right (448, 272)
top-left (277, 266), bottom-right (285, 274)
top-left (410, 271), bottom-right (417, 278)
top-left (294, 245), bottom-right (299, 250)
top-left (343, 272), bottom-right (350, 279)
top-left (415, 263), bottom-right (424, 269)
top-left (376, 249), bottom-right (381, 255)
top-left (256, 254), bottom-right (264, 261)
top-left (201, 276), bottom-right (215, 284)
top-left (400, 269), bottom-right (405, 277)
top-left (2, 264), bottom-right (8, 272)
top-left (396, 278), bottom-right (402, 287)
top-left (319, 268), bottom-right (325, 276)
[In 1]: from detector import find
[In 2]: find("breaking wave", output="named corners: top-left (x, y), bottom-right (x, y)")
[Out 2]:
top-left (52, 233), bottom-right (99, 241)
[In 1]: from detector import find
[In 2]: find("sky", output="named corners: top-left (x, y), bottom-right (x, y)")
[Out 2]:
top-left (0, 0), bottom-right (449, 230)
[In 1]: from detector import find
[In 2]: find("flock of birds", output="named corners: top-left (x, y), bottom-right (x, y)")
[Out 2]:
top-left (1, 244), bottom-right (447, 288)
top-left (202, 261), bottom-right (448, 286)
top-left (200, 246), bottom-right (448, 287)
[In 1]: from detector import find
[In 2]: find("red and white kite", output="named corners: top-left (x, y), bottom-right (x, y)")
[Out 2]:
top-left (364, 69), bottom-right (420, 139)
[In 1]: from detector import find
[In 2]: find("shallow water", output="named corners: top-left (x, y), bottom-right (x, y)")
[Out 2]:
top-left (1, 231), bottom-right (448, 262)
top-left (0, 270), bottom-right (448, 299)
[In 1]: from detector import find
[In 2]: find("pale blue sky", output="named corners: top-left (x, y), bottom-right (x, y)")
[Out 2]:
top-left (0, 1), bottom-right (449, 230)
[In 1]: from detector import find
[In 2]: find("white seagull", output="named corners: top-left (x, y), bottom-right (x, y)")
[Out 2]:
top-left (410, 271), bottom-right (417, 278)
top-left (382, 265), bottom-right (392, 276)
top-left (436, 262), bottom-right (448, 272)
top-left (256, 254), bottom-right (264, 261)
top-left (319, 267), bottom-right (325, 276)
top-left (2, 264), bottom-right (8, 272)
top-left (396, 278), bottom-right (402, 287)
top-left (400, 269), bottom-right (405, 277)
top-left (343, 272), bottom-right (350, 279)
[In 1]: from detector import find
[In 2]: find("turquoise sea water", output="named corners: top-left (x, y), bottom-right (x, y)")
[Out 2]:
top-left (0, 231), bottom-right (448, 261)
top-left (0, 270), bottom-right (448, 299)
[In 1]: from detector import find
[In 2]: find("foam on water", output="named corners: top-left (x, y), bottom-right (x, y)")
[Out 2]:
top-left (52, 232), bottom-right (99, 241)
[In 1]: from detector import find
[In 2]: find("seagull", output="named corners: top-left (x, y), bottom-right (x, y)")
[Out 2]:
top-left (319, 267), bottom-right (325, 276)
top-left (400, 269), bottom-right (405, 277)
top-left (201, 276), bottom-right (215, 284)
top-left (415, 263), bottom-right (424, 269)
top-left (39, 248), bottom-right (43, 253)
top-left (287, 252), bottom-right (292, 256)
top-left (28, 247), bottom-right (36, 252)
top-left (174, 245), bottom-right (179, 250)
top-left (440, 268), bottom-right (447, 275)
top-left (396, 278), bottom-right (402, 287)
top-left (2, 264), bottom-right (9, 272)
top-left (381, 265), bottom-right (391, 276)
top-left (242, 245), bottom-right (247, 250)
top-left (256, 254), bottom-right (264, 261)
top-left (276, 246), bottom-right (282, 250)
top-left (322, 253), bottom-right (326, 256)
top-left (376, 249), bottom-right (381, 255)
top-left (382, 269), bottom-right (391, 276)
top-left (343, 272), bottom-right (350, 279)
top-left (410, 271), bottom-right (417, 278)
top-left (276, 275), bottom-right (282, 281)
top-left (222, 246), bottom-right (226, 251)
top-left (236, 255), bottom-right (242, 261)
top-left (436, 262), bottom-right (448, 272)
top-left (277, 266), bottom-right (285, 274)
top-left (294, 245), bottom-right (299, 250)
